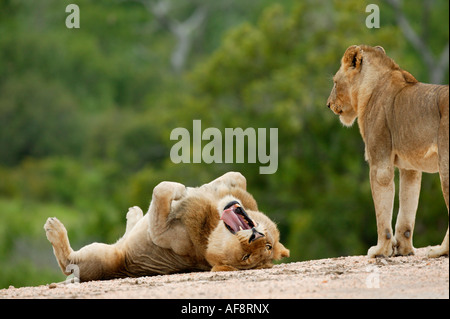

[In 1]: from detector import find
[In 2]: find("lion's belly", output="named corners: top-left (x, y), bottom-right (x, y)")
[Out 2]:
top-left (123, 243), bottom-right (209, 277)
top-left (119, 216), bottom-right (210, 277)
top-left (393, 143), bottom-right (439, 173)
top-left (389, 82), bottom-right (445, 173)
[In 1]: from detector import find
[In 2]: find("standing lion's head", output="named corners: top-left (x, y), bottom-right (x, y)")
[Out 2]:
top-left (327, 45), bottom-right (365, 126)
top-left (326, 45), bottom-right (416, 127)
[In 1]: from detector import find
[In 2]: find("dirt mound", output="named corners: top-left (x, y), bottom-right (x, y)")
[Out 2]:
top-left (1, 248), bottom-right (448, 299)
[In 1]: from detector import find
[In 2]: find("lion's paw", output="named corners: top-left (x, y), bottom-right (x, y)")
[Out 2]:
top-left (127, 206), bottom-right (143, 224)
top-left (172, 183), bottom-right (186, 200)
top-left (367, 242), bottom-right (394, 258)
top-left (44, 217), bottom-right (68, 245)
top-left (394, 233), bottom-right (415, 256)
top-left (154, 181), bottom-right (186, 201)
top-left (395, 246), bottom-right (415, 256)
top-left (428, 245), bottom-right (449, 258)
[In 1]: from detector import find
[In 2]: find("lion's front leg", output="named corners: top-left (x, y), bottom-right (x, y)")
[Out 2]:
top-left (394, 169), bottom-right (421, 256)
top-left (367, 165), bottom-right (396, 258)
top-left (124, 206), bottom-right (143, 236)
top-left (147, 181), bottom-right (188, 251)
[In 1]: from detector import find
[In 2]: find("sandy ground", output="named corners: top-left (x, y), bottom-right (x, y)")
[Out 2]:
top-left (1, 248), bottom-right (448, 299)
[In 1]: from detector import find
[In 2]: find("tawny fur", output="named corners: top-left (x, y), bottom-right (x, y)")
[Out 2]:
top-left (44, 172), bottom-right (289, 282)
top-left (327, 45), bottom-right (449, 258)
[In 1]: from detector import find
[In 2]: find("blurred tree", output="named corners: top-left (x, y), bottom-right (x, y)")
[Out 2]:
top-left (386, 0), bottom-right (449, 83)
top-left (128, 0), bottom-right (208, 73)
top-left (0, 74), bottom-right (82, 166)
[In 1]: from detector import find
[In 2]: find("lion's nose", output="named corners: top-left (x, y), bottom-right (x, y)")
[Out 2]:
top-left (327, 102), bottom-right (331, 108)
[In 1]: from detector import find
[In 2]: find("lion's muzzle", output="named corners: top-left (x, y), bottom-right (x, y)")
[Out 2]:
top-left (221, 201), bottom-right (255, 234)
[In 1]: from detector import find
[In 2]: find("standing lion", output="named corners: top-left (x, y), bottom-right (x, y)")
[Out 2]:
top-left (326, 45), bottom-right (449, 258)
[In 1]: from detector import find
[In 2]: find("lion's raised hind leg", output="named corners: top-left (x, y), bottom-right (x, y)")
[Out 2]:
top-left (394, 169), bottom-right (421, 256)
top-left (44, 217), bottom-right (74, 276)
top-left (45, 217), bottom-right (125, 281)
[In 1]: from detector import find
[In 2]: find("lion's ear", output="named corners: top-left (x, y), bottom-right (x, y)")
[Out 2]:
top-left (273, 242), bottom-right (290, 260)
top-left (401, 70), bottom-right (418, 84)
top-left (343, 45), bottom-right (363, 71)
top-left (374, 46), bottom-right (386, 54)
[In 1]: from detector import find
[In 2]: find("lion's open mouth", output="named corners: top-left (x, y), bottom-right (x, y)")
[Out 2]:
top-left (221, 201), bottom-right (255, 234)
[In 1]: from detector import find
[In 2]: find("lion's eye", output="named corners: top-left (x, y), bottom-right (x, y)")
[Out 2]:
top-left (242, 254), bottom-right (251, 261)
top-left (266, 244), bottom-right (272, 251)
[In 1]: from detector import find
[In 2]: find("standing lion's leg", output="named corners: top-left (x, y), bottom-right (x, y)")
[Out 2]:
top-left (147, 181), bottom-right (187, 249)
top-left (367, 165), bottom-right (396, 258)
top-left (429, 114), bottom-right (449, 257)
top-left (395, 169), bottom-right (421, 256)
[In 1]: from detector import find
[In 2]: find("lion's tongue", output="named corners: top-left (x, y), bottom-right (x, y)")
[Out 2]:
top-left (221, 208), bottom-right (249, 233)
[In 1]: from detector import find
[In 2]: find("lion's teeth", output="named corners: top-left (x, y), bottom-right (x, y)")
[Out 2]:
top-left (239, 226), bottom-right (243, 231)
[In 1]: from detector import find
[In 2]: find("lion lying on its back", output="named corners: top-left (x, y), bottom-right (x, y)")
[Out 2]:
top-left (44, 172), bottom-right (289, 282)
top-left (327, 45), bottom-right (449, 258)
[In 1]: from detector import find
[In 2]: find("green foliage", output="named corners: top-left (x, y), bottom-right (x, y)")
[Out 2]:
top-left (0, 74), bottom-right (83, 165)
top-left (0, 0), bottom-right (448, 288)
